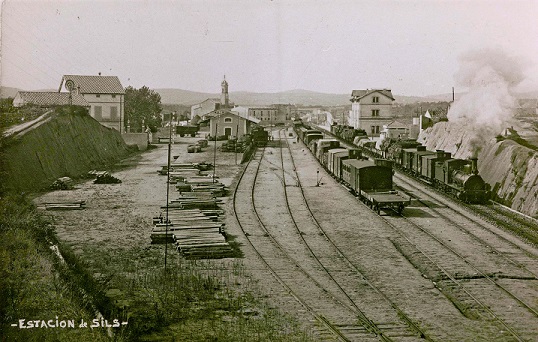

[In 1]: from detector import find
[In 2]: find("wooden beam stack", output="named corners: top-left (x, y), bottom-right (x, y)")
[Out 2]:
top-left (44, 200), bottom-right (86, 210)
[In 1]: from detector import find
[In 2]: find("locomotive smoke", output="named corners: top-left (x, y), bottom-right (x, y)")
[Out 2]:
top-left (447, 48), bottom-right (527, 155)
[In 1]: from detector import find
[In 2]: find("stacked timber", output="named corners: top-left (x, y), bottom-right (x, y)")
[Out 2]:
top-left (44, 200), bottom-right (86, 210)
top-left (162, 198), bottom-right (221, 209)
top-left (152, 166), bottom-right (234, 258)
top-left (158, 162), bottom-right (213, 175)
top-left (150, 208), bottom-right (234, 259)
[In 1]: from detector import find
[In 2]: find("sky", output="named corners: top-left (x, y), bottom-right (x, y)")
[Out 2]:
top-left (1, 0), bottom-right (537, 97)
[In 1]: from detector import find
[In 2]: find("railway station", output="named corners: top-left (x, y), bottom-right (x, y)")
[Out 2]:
top-left (2, 2), bottom-right (538, 341)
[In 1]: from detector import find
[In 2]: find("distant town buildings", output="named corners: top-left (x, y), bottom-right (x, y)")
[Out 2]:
top-left (379, 120), bottom-right (410, 141)
top-left (349, 89), bottom-right (395, 137)
top-left (248, 107), bottom-right (278, 123)
top-left (13, 74), bottom-right (125, 132)
top-left (190, 98), bottom-right (221, 120)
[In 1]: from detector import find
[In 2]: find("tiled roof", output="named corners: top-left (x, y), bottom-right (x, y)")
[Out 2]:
top-left (351, 89), bottom-right (395, 101)
top-left (386, 120), bottom-right (409, 129)
top-left (207, 109), bottom-right (260, 124)
top-left (16, 92), bottom-right (90, 106)
top-left (60, 75), bottom-right (124, 94)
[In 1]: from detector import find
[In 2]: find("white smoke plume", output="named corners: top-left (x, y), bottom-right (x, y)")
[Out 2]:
top-left (447, 48), bottom-right (527, 154)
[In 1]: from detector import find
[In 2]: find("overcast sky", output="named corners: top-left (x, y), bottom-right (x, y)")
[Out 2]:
top-left (1, 0), bottom-right (537, 96)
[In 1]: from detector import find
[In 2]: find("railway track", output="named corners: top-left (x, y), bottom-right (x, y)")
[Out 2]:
top-left (392, 166), bottom-right (538, 247)
top-left (278, 129), bottom-right (431, 341)
top-left (382, 174), bottom-right (538, 341)
top-left (299, 123), bottom-right (538, 340)
top-left (394, 174), bottom-right (538, 273)
top-left (472, 202), bottom-right (538, 247)
top-left (233, 145), bottom-right (377, 341)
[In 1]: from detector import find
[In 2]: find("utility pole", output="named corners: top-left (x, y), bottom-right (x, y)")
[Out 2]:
top-left (213, 123), bottom-right (218, 183)
top-left (235, 123), bottom-right (239, 165)
top-left (164, 112), bottom-right (173, 271)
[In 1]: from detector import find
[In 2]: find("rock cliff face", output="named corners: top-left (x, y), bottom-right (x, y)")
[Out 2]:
top-left (418, 122), bottom-right (538, 218)
top-left (0, 107), bottom-right (133, 193)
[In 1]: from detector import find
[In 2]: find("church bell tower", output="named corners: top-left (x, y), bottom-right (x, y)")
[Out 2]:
top-left (221, 75), bottom-right (229, 109)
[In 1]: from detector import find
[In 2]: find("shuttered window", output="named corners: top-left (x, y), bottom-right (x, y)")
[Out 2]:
top-left (94, 106), bottom-right (102, 120)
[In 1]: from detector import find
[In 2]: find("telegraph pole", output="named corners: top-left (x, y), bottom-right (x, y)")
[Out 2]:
top-left (164, 112), bottom-right (173, 271)
top-left (213, 123), bottom-right (218, 183)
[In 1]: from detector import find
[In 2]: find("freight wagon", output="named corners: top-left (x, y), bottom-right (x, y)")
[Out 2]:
top-left (341, 159), bottom-right (410, 214)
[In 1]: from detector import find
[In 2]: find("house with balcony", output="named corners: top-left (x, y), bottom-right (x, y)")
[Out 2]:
top-left (349, 89), bottom-right (395, 137)
top-left (58, 75), bottom-right (125, 132)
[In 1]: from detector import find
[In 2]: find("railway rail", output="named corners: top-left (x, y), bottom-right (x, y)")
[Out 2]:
top-left (278, 129), bottom-right (430, 341)
top-left (380, 176), bottom-right (538, 340)
top-left (233, 146), bottom-right (376, 341)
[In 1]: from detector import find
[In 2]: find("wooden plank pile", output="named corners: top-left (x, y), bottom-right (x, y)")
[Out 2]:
top-left (151, 161), bottom-right (234, 258)
top-left (150, 207), bottom-right (234, 259)
top-left (44, 200), bottom-right (86, 210)
top-left (157, 162), bottom-right (213, 175)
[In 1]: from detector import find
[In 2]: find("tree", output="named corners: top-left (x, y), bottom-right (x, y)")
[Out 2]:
top-left (124, 86), bottom-right (162, 132)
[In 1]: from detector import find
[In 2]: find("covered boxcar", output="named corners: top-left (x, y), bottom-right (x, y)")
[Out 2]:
top-left (327, 148), bottom-right (348, 175)
top-left (420, 150), bottom-right (451, 181)
top-left (412, 149), bottom-right (435, 175)
top-left (315, 139), bottom-right (340, 162)
top-left (304, 132), bottom-right (324, 145)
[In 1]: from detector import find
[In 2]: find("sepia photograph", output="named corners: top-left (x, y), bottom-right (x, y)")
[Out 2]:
top-left (1, 0), bottom-right (538, 341)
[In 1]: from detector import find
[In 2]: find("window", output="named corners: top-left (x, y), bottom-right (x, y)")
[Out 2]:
top-left (94, 106), bottom-right (102, 120)
top-left (110, 106), bottom-right (118, 120)
top-left (224, 117), bottom-right (232, 123)
top-left (112, 94), bottom-right (116, 98)
top-left (370, 126), bottom-right (380, 134)
top-left (372, 96), bottom-right (379, 103)
top-left (372, 109), bottom-right (380, 117)
top-left (96, 94), bottom-right (101, 98)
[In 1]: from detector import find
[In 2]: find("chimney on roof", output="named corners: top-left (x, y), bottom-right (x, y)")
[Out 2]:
top-left (98, 72), bottom-right (101, 76)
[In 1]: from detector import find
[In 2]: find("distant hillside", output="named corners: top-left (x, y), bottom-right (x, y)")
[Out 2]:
top-left (155, 88), bottom-right (353, 107)
top-left (155, 88), bottom-right (443, 107)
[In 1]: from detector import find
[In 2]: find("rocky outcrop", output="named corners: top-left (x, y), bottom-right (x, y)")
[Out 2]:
top-left (0, 107), bottom-right (133, 193)
top-left (418, 122), bottom-right (538, 218)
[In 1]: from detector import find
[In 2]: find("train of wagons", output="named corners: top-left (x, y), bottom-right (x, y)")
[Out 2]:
top-left (295, 125), bottom-right (411, 214)
top-left (299, 121), bottom-right (491, 204)
top-left (390, 146), bottom-right (491, 203)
